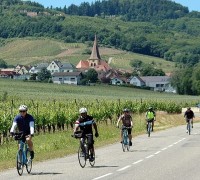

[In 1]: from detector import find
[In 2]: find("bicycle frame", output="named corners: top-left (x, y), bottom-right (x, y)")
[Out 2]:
top-left (18, 141), bottom-right (28, 165)
top-left (78, 134), bottom-right (95, 168)
top-left (122, 128), bottom-right (129, 145)
top-left (121, 126), bottom-right (131, 152)
top-left (16, 138), bottom-right (32, 176)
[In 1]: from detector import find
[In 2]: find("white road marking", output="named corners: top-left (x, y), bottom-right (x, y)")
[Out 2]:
top-left (168, 144), bottom-right (173, 148)
top-left (154, 151), bottom-right (161, 155)
top-left (117, 165), bottom-right (131, 172)
top-left (92, 173), bottom-right (113, 180)
top-left (133, 159), bottom-right (143, 165)
top-left (146, 155), bottom-right (154, 159)
top-left (161, 147), bottom-right (168, 151)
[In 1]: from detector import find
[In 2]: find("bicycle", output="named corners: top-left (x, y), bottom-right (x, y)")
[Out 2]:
top-left (72, 131), bottom-right (95, 168)
top-left (121, 126), bottom-right (132, 152)
top-left (13, 132), bottom-right (32, 176)
top-left (186, 118), bottom-right (192, 135)
top-left (147, 120), bottom-right (153, 137)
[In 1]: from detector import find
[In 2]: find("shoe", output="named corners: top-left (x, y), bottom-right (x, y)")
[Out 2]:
top-left (186, 130), bottom-right (188, 133)
top-left (192, 125), bottom-right (193, 128)
top-left (120, 141), bottom-right (122, 144)
top-left (129, 141), bottom-right (132, 146)
top-left (89, 154), bottom-right (94, 162)
top-left (30, 151), bottom-right (34, 159)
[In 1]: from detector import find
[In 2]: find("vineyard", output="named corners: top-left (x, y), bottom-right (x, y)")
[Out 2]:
top-left (0, 97), bottom-right (196, 145)
top-left (0, 78), bottom-right (199, 145)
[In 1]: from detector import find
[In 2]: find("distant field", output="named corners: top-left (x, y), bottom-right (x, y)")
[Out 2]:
top-left (0, 78), bottom-right (198, 103)
top-left (0, 38), bottom-right (175, 72)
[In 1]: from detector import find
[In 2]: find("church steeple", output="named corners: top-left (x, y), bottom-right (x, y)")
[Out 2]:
top-left (89, 34), bottom-right (101, 60)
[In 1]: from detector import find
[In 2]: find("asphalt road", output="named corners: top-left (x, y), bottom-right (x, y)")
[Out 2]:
top-left (1, 123), bottom-right (200, 180)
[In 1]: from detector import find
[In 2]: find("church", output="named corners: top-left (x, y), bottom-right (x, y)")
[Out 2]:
top-left (76, 35), bottom-right (111, 72)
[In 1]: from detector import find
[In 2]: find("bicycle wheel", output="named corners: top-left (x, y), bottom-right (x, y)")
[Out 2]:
top-left (89, 149), bottom-right (95, 167)
top-left (16, 149), bottom-right (24, 176)
top-left (122, 132), bottom-right (127, 152)
top-left (26, 149), bottom-right (32, 174)
top-left (78, 146), bottom-right (86, 168)
top-left (126, 138), bottom-right (130, 151)
top-left (148, 122), bottom-right (151, 137)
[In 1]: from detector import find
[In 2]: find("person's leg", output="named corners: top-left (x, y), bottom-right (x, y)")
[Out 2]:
top-left (26, 136), bottom-right (34, 159)
top-left (128, 129), bottom-right (132, 146)
top-left (87, 135), bottom-right (94, 161)
top-left (152, 120), bottom-right (154, 131)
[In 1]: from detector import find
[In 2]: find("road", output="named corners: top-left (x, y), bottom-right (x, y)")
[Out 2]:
top-left (1, 123), bottom-right (200, 180)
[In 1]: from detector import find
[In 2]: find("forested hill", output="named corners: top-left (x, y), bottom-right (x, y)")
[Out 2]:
top-left (1, 0), bottom-right (200, 67)
top-left (65, 0), bottom-right (189, 21)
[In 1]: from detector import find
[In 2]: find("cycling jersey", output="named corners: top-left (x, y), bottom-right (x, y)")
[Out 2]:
top-left (10, 114), bottom-right (34, 135)
top-left (75, 115), bottom-right (95, 134)
top-left (146, 111), bottom-right (155, 120)
top-left (119, 114), bottom-right (132, 127)
top-left (184, 110), bottom-right (194, 119)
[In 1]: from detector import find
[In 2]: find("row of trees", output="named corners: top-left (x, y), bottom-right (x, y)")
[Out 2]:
top-left (62, 0), bottom-right (189, 21)
top-left (171, 63), bottom-right (200, 95)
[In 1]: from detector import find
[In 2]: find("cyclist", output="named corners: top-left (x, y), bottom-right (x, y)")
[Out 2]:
top-left (116, 108), bottom-right (133, 146)
top-left (10, 105), bottom-right (35, 159)
top-left (74, 107), bottom-right (99, 162)
top-left (146, 107), bottom-right (156, 132)
top-left (184, 107), bottom-right (195, 133)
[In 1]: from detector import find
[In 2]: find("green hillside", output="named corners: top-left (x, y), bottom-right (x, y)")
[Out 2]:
top-left (0, 38), bottom-right (175, 72)
top-left (0, 0), bottom-right (200, 67)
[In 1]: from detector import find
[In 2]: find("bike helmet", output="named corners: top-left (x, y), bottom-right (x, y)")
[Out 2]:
top-left (19, 105), bottom-right (28, 111)
top-left (148, 107), bottom-right (153, 110)
top-left (79, 107), bottom-right (87, 114)
top-left (123, 108), bottom-right (130, 112)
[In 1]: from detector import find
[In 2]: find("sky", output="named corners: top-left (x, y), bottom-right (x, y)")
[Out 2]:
top-left (30, 0), bottom-right (200, 12)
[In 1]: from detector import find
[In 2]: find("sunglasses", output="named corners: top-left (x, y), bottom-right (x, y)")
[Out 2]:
top-left (19, 110), bottom-right (26, 113)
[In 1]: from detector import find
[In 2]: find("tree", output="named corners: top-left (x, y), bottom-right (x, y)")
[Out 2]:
top-left (0, 59), bottom-right (8, 68)
top-left (37, 68), bottom-right (51, 82)
top-left (85, 69), bottom-right (98, 83)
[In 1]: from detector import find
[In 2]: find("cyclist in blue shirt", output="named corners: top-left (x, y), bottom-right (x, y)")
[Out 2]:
top-left (74, 107), bottom-right (99, 162)
top-left (10, 105), bottom-right (35, 159)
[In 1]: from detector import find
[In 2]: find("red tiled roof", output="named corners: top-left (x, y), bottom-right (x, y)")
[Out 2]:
top-left (76, 60), bottom-right (89, 69)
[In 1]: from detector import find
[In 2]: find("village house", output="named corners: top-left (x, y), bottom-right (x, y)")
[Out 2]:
top-left (47, 60), bottom-right (76, 74)
top-left (129, 76), bottom-right (176, 93)
top-left (0, 68), bottom-right (18, 78)
top-left (15, 65), bottom-right (32, 75)
top-left (52, 72), bottom-right (83, 85)
top-left (29, 63), bottom-right (49, 74)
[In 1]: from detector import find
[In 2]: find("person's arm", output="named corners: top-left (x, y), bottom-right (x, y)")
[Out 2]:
top-left (130, 116), bottom-right (133, 127)
top-left (116, 116), bottom-right (122, 127)
top-left (30, 121), bottom-right (34, 136)
top-left (153, 111), bottom-right (156, 121)
top-left (10, 116), bottom-right (18, 134)
top-left (74, 119), bottom-right (80, 132)
top-left (10, 121), bottom-right (17, 133)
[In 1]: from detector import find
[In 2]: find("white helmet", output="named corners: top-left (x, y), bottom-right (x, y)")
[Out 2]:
top-left (19, 105), bottom-right (28, 111)
top-left (79, 107), bottom-right (87, 114)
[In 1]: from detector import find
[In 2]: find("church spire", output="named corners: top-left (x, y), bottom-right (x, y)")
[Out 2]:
top-left (89, 34), bottom-right (101, 60)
